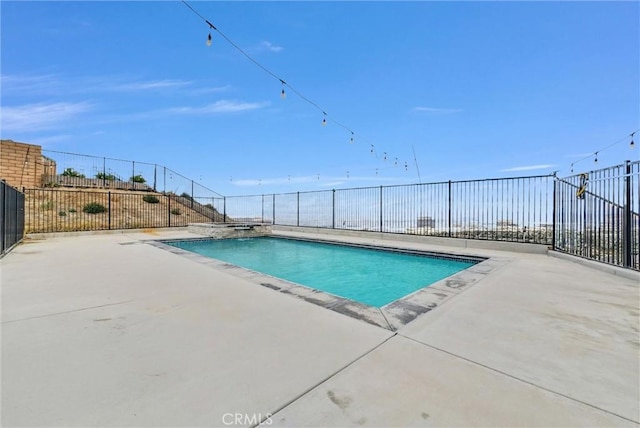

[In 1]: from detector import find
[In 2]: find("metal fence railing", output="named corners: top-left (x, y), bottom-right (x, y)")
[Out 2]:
top-left (222, 175), bottom-right (556, 245)
top-left (554, 160), bottom-right (639, 270)
top-left (24, 188), bottom-right (226, 233)
top-left (1, 181), bottom-right (25, 257)
top-left (18, 159), bottom-right (640, 271)
top-left (39, 149), bottom-right (224, 201)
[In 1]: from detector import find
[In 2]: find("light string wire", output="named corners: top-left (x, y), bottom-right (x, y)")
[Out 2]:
top-left (570, 129), bottom-right (638, 172)
top-left (180, 0), bottom-right (410, 176)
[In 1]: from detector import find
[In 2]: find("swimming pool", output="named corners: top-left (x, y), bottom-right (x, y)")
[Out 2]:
top-left (166, 236), bottom-right (479, 307)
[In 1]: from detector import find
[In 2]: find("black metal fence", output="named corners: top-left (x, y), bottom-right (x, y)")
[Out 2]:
top-left (20, 162), bottom-right (640, 271)
top-left (554, 160), bottom-right (639, 270)
top-left (1, 181), bottom-right (25, 257)
top-left (24, 188), bottom-right (226, 233)
top-left (40, 149), bottom-right (223, 201)
top-left (224, 175), bottom-right (556, 244)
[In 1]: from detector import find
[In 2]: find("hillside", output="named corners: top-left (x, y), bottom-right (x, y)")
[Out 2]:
top-left (25, 188), bottom-right (226, 233)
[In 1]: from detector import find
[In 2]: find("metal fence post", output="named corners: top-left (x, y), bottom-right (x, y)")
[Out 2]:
top-left (379, 185), bottom-right (383, 232)
top-left (132, 161), bottom-right (136, 190)
top-left (332, 189), bottom-right (336, 229)
top-left (261, 194), bottom-right (265, 223)
top-left (223, 197), bottom-right (227, 223)
top-left (153, 164), bottom-right (157, 192)
top-left (102, 157), bottom-right (106, 187)
top-left (297, 192), bottom-right (300, 227)
top-left (272, 194), bottom-right (276, 225)
top-left (168, 194), bottom-right (171, 227)
top-left (551, 175), bottom-right (557, 249)
top-left (448, 180), bottom-right (452, 237)
top-left (624, 160), bottom-right (632, 267)
top-left (1, 182), bottom-right (5, 254)
top-left (108, 191), bottom-right (112, 230)
top-left (163, 167), bottom-right (166, 193)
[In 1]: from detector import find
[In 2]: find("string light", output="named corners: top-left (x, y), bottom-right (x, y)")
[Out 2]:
top-left (567, 129), bottom-right (639, 173)
top-left (180, 0), bottom-right (413, 174)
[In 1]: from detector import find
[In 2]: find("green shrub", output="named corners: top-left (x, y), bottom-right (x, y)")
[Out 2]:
top-left (62, 168), bottom-right (85, 178)
top-left (58, 211), bottom-right (67, 217)
top-left (170, 208), bottom-right (182, 215)
top-left (68, 207), bottom-right (77, 213)
top-left (40, 201), bottom-right (53, 211)
top-left (83, 202), bottom-right (107, 214)
top-left (130, 174), bottom-right (146, 183)
top-left (180, 192), bottom-right (193, 202)
top-left (96, 172), bottom-right (117, 181)
top-left (44, 181), bottom-right (60, 188)
top-left (143, 195), bottom-right (160, 204)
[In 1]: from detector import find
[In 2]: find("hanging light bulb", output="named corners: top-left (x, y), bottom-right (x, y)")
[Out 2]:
top-left (207, 33), bottom-right (212, 46)
top-left (280, 88), bottom-right (286, 99)
top-left (631, 133), bottom-right (635, 148)
top-left (570, 163), bottom-right (574, 174)
top-left (350, 132), bottom-right (354, 144)
top-left (394, 158), bottom-right (398, 166)
top-left (383, 152), bottom-right (387, 161)
top-left (322, 113), bottom-right (327, 126)
top-left (370, 144), bottom-right (374, 154)
top-left (594, 152), bottom-right (598, 163)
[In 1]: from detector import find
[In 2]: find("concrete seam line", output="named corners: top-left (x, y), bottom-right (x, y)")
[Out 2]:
top-left (252, 332), bottom-right (398, 428)
top-left (1, 299), bottom-right (135, 324)
top-left (400, 334), bottom-right (639, 425)
top-left (378, 308), bottom-right (395, 332)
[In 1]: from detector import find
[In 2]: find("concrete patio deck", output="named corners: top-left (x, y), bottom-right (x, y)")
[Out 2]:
top-left (1, 228), bottom-right (638, 427)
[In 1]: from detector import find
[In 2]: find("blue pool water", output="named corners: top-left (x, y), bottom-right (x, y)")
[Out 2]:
top-left (168, 237), bottom-right (477, 307)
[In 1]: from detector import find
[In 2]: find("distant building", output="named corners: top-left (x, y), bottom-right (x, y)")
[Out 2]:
top-left (417, 216), bottom-right (435, 228)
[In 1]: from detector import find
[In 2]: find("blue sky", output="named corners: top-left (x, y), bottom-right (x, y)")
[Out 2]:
top-left (1, 1), bottom-right (638, 196)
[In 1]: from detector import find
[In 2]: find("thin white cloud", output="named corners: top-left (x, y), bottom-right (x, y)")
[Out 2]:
top-left (501, 164), bottom-right (557, 172)
top-left (189, 85), bottom-right (231, 96)
top-left (411, 106), bottom-right (463, 114)
top-left (1, 74), bottom-right (62, 95)
top-left (258, 40), bottom-right (284, 53)
top-left (232, 175), bottom-right (316, 187)
top-left (111, 79), bottom-right (192, 91)
top-left (167, 100), bottom-right (269, 115)
top-left (231, 174), bottom-right (399, 188)
top-left (29, 134), bottom-right (73, 145)
top-left (0, 102), bottom-right (93, 132)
